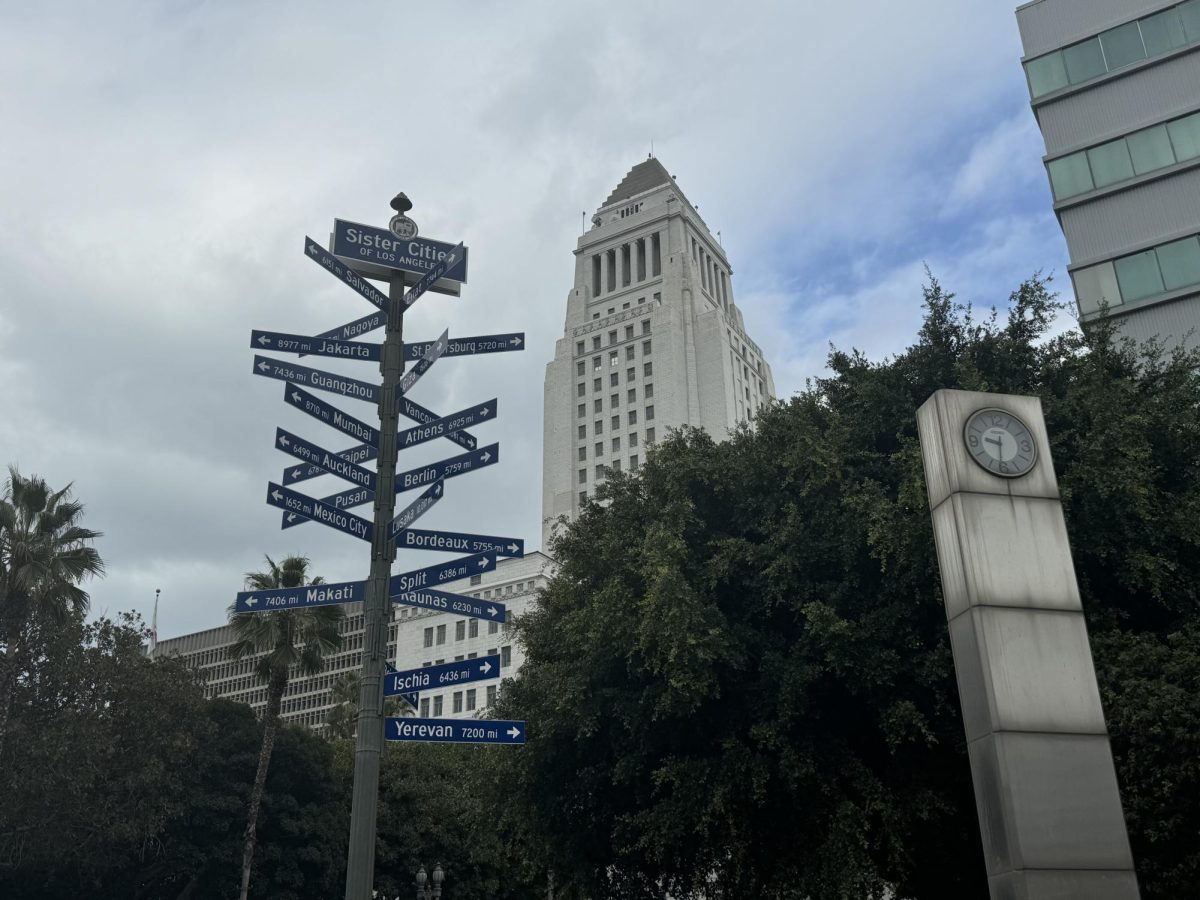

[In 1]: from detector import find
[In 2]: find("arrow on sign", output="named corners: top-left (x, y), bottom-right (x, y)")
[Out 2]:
top-left (265, 482), bottom-right (373, 543)
top-left (397, 328), bottom-right (448, 396)
top-left (283, 385), bottom-right (379, 449)
top-left (404, 332), bottom-right (526, 360)
top-left (396, 399), bottom-right (497, 450)
top-left (252, 356), bottom-right (379, 405)
top-left (274, 427), bottom-right (376, 490)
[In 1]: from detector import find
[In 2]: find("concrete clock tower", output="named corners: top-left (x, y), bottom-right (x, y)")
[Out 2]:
top-left (917, 389), bottom-right (1140, 900)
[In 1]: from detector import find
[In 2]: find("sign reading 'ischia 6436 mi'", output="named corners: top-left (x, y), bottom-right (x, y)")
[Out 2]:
top-left (332, 219), bottom-right (468, 284)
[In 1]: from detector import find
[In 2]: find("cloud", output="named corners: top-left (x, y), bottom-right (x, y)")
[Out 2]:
top-left (0, 0), bottom-right (1070, 638)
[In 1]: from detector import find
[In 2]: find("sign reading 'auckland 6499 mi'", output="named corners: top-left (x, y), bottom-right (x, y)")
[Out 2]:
top-left (332, 219), bottom-right (468, 285)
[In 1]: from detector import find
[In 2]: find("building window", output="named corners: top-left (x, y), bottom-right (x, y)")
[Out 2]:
top-left (630, 454), bottom-right (639, 469)
top-left (645, 383), bottom-right (654, 399)
top-left (625, 345), bottom-right (635, 361)
top-left (612, 436), bottom-right (621, 452)
top-left (579, 490), bottom-right (587, 502)
top-left (609, 330), bottom-right (618, 345)
top-left (642, 339), bottom-right (652, 355)
top-left (628, 388), bottom-right (636, 403)
top-left (610, 351), bottom-right (619, 367)
top-left (595, 442), bottom-right (603, 457)
top-left (501, 645), bottom-right (512, 667)
top-left (627, 367), bottom-right (635, 382)
top-left (466, 688), bottom-right (477, 711)
top-left (595, 465), bottom-right (605, 479)
top-left (624, 301), bottom-right (631, 309)
top-left (578, 424), bottom-right (587, 439)
top-left (611, 415), bottom-right (620, 430)
top-left (593, 377), bottom-right (601, 391)
top-left (593, 356), bottom-right (601, 371)
top-left (644, 362), bottom-right (653, 377)
top-left (628, 410), bottom-right (637, 425)
top-left (433, 695), bottom-right (443, 716)
top-left (594, 399), bottom-right (603, 414)
top-left (487, 685), bottom-right (497, 707)
top-left (611, 393), bottom-right (619, 407)
top-left (592, 335), bottom-right (601, 350)
top-left (488, 621), bottom-right (499, 635)
top-left (455, 620), bottom-right (466, 641)
top-left (575, 340), bottom-right (584, 356)
top-left (577, 382), bottom-right (585, 397)
top-left (595, 419), bottom-right (603, 434)
top-left (629, 432), bottom-right (638, 446)
top-left (642, 319), bottom-right (651, 334)
top-left (420, 698), bottom-right (430, 717)
top-left (646, 405), bottom-right (655, 421)
top-left (577, 403), bottom-right (585, 418)
top-left (436, 625), bottom-right (446, 645)
top-left (453, 692), bottom-right (463, 714)
top-left (647, 427), bottom-right (656, 443)
top-left (612, 459), bottom-right (622, 473)
top-left (579, 468), bottom-right (587, 484)
top-left (423, 627), bottom-right (434, 648)
top-left (578, 446), bottom-right (586, 461)
top-left (610, 372), bottom-right (619, 387)
top-left (1024, 3), bottom-right (1200, 100)
top-left (625, 324), bottom-right (634, 339)
top-left (576, 360), bottom-right (584, 377)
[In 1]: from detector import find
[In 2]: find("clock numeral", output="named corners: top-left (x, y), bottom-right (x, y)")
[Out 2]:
top-left (989, 415), bottom-right (1004, 427)
top-left (1019, 439), bottom-right (1032, 453)
top-left (968, 434), bottom-right (980, 448)
top-left (998, 461), bottom-right (1010, 474)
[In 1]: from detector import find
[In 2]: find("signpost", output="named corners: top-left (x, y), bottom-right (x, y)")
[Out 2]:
top-left (238, 197), bottom-right (523, 900)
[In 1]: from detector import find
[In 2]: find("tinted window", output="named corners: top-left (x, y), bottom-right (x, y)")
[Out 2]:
top-left (1047, 152), bottom-right (1094, 199)
top-left (1156, 236), bottom-right (1200, 291)
top-left (1127, 125), bottom-right (1175, 174)
top-left (1063, 37), bottom-right (1107, 84)
top-left (1115, 250), bottom-right (1165, 301)
top-left (1088, 140), bottom-right (1135, 187)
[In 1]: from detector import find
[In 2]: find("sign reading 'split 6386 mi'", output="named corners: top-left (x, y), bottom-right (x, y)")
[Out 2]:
top-left (332, 219), bottom-right (468, 283)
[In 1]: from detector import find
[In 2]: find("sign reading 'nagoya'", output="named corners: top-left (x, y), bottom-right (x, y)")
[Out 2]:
top-left (332, 219), bottom-right (468, 283)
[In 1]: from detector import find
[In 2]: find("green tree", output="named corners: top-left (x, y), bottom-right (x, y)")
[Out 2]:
top-left (323, 670), bottom-right (411, 741)
top-left (497, 278), bottom-right (1200, 899)
top-left (0, 467), bottom-right (103, 757)
top-left (227, 555), bottom-right (342, 900)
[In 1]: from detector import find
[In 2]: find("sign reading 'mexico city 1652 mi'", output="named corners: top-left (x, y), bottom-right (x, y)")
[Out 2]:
top-left (332, 219), bottom-right (468, 287)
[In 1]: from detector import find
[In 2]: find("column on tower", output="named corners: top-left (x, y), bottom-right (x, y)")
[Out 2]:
top-left (651, 232), bottom-right (661, 277)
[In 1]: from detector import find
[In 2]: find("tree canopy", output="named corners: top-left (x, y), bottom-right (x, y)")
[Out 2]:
top-left (497, 277), bottom-right (1200, 900)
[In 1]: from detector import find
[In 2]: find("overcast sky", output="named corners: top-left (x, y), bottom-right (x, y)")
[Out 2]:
top-left (0, 1), bottom-right (1068, 639)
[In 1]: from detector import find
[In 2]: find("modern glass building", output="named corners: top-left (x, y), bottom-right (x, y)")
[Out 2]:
top-left (1018, 0), bottom-right (1200, 350)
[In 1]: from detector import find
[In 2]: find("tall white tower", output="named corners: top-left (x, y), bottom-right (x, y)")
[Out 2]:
top-left (542, 157), bottom-right (777, 545)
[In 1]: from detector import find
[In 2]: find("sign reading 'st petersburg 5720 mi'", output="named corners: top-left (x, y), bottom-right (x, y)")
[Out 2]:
top-left (332, 219), bottom-right (468, 286)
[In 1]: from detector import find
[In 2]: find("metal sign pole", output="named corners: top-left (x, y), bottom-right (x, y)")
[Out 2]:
top-left (344, 267), bottom-right (406, 900)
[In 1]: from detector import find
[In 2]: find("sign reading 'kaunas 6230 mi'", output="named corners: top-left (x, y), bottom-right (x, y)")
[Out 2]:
top-left (331, 219), bottom-right (468, 292)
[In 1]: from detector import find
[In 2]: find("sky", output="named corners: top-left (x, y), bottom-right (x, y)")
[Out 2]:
top-left (0, 1), bottom-right (1070, 640)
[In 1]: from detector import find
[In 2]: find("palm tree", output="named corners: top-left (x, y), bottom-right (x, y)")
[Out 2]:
top-left (0, 467), bottom-right (103, 757)
top-left (323, 669), bottom-right (413, 740)
top-left (227, 554), bottom-right (343, 900)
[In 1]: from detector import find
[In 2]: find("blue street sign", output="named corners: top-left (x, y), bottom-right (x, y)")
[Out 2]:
top-left (398, 329), bottom-right (448, 396)
top-left (252, 329), bottom-right (380, 362)
top-left (332, 219), bottom-right (468, 284)
top-left (405, 332), bottom-right (525, 360)
top-left (304, 235), bottom-right (388, 310)
top-left (306, 309), bottom-right (387, 352)
top-left (389, 552), bottom-right (496, 596)
top-left (395, 443), bottom-right (498, 494)
top-left (385, 655), bottom-right (501, 697)
top-left (253, 356), bottom-right (379, 405)
top-left (388, 479), bottom-right (444, 537)
top-left (400, 396), bottom-right (476, 451)
top-left (234, 577), bottom-right (367, 613)
top-left (265, 482), bottom-right (373, 542)
top-left (282, 442), bottom-right (376, 487)
top-left (281, 445), bottom-right (497, 531)
top-left (391, 587), bottom-right (507, 623)
top-left (397, 399), bottom-right (496, 450)
top-left (399, 242), bottom-right (465, 310)
top-left (386, 718), bottom-right (525, 745)
top-left (395, 528), bottom-right (523, 558)
top-left (275, 428), bottom-right (376, 490)
top-left (283, 386), bottom-right (379, 449)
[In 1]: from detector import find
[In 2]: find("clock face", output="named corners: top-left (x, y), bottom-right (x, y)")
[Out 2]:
top-left (963, 408), bottom-right (1037, 478)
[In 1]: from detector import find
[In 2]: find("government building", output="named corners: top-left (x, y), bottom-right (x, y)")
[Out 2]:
top-left (541, 157), bottom-right (776, 544)
top-left (158, 157), bottom-right (776, 728)
top-left (1018, 0), bottom-right (1200, 350)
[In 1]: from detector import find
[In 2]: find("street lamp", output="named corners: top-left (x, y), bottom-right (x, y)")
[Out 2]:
top-left (414, 863), bottom-right (444, 900)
